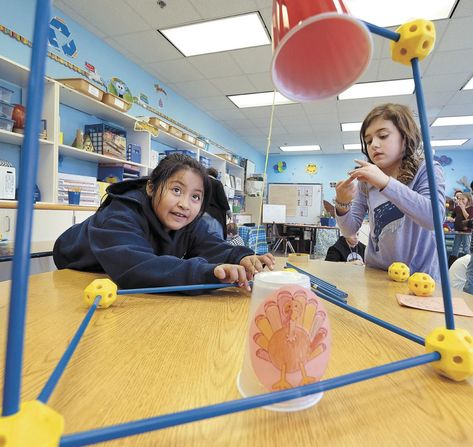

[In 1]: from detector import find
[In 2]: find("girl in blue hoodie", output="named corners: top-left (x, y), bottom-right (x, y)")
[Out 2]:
top-left (53, 154), bottom-right (274, 291)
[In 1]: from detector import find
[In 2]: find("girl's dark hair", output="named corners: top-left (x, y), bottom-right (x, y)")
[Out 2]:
top-left (360, 103), bottom-right (423, 184)
top-left (148, 153), bottom-right (211, 220)
top-left (227, 222), bottom-right (238, 235)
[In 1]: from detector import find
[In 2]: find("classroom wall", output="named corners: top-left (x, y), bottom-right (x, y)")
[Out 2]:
top-left (267, 149), bottom-right (473, 202)
top-left (0, 0), bottom-right (265, 170)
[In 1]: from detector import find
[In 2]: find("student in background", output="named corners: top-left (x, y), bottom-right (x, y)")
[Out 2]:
top-left (449, 254), bottom-right (471, 291)
top-left (54, 154), bottom-right (274, 291)
top-left (449, 192), bottom-right (473, 267)
top-left (203, 167), bottom-right (231, 239)
top-left (463, 218), bottom-right (473, 295)
top-left (227, 223), bottom-right (245, 246)
top-left (334, 103), bottom-right (445, 281)
top-left (325, 233), bottom-right (365, 264)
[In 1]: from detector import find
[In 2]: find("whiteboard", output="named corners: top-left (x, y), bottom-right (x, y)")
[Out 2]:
top-left (268, 183), bottom-right (322, 225)
top-left (262, 204), bottom-right (286, 223)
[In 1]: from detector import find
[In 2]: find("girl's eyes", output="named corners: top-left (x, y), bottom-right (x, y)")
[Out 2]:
top-left (192, 194), bottom-right (202, 201)
top-left (172, 187), bottom-right (181, 194)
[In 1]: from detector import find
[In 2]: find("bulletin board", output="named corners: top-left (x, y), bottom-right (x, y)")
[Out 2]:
top-left (268, 183), bottom-right (323, 225)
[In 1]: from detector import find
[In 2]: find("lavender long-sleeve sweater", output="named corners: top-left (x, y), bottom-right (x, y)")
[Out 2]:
top-left (336, 161), bottom-right (445, 281)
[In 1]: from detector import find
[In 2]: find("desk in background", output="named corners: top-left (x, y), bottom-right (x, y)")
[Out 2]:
top-left (278, 224), bottom-right (340, 256)
top-left (0, 240), bottom-right (56, 281)
top-left (1, 261), bottom-right (472, 446)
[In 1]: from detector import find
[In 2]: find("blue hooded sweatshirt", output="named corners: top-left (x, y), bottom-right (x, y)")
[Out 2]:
top-left (53, 178), bottom-right (254, 289)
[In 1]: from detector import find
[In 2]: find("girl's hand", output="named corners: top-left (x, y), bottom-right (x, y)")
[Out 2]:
top-left (348, 159), bottom-right (390, 190)
top-left (240, 254), bottom-right (276, 279)
top-left (214, 264), bottom-right (251, 291)
top-left (335, 176), bottom-right (358, 205)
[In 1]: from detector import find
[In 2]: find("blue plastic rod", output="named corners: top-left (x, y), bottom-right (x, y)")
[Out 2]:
top-left (314, 287), bottom-right (424, 345)
top-left (60, 352), bottom-right (439, 447)
top-left (117, 283), bottom-right (238, 295)
top-left (37, 296), bottom-right (101, 403)
top-left (411, 58), bottom-right (455, 330)
top-left (2, 0), bottom-right (51, 417)
top-left (363, 20), bottom-right (400, 41)
top-left (286, 263), bottom-right (348, 299)
top-left (311, 286), bottom-right (347, 304)
top-left (286, 262), bottom-right (347, 296)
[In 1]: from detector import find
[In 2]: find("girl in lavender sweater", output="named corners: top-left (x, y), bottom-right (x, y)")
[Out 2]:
top-left (334, 103), bottom-right (445, 281)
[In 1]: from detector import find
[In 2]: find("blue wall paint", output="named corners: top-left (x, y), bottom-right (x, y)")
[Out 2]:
top-left (435, 150), bottom-right (473, 196)
top-left (268, 150), bottom-right (473, 202)
top-left (0, 0), bottom-right (265, 172)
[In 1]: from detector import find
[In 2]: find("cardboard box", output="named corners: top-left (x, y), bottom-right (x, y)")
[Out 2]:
top-left (57, 78), bottom-right (104, 101)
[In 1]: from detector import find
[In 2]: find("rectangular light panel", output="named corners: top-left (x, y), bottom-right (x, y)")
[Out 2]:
top-left (339, 79), bottom-right (415, 100)
top-left (228, 91), bottom-right (294, 108)
top-left (280, 145), bottom-right (321, 152)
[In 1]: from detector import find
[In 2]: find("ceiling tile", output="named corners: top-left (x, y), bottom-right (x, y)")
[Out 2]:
top-left (146, 58), bottom-right (205, 82)
top-left (425, 48), bottom-right (473, 75)
top-left (168, 79), bottom-right (222, 98)
top-left (210, 75), bottom-right (255, 95)
top-left (247, 72), bottom-right (274, 91)
top-left (189, 53), bottom-right (243, 78)
top-left (55, 1), bottom-right (107, 38)
top-left (189, 0), bottom-right (258, 19)
top-left (124, 0), bottom-right (201, 28)
top-left (108, 31), bottom-right (181, 64)
top-left (437, 17), bottom-right (473, 51)
top-left (231, 46), bottom-right (272, 74)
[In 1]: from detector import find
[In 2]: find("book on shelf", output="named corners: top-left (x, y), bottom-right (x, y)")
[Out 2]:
top-left (57, 172), bottom-right (99, 206)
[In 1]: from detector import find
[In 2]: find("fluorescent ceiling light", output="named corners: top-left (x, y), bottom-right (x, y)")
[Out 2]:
top-left (159, 12), bottom-right (270, 57)
top-left (344, 144), bottom-right (362, 150)
top-left (341, 122), bottom-right (362, 132)
top-left (461, 76), bottom-right (473, 90)
top-left (345, 0), bottom-right (456, 28)
top-left (228, 91), bottom-right (294, 108)
top-left (339, 79), bottom-right (415, 100)
top-left (431, 139), bottom-right (468, 147)
top-left (431, 116), bottom-right (473, 126)
top-left (280, 145), bottom-right (321, 152)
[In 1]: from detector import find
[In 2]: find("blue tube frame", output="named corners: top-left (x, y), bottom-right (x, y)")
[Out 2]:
top-left (0, 8), bottom-right (456, 445)
top-left (2, 0), bottom-right (52, 417)
top-left (37, 296), bottom-right (101, 404)
top-left (59, 352), bottom-right (439, 447)
top-left (411, 58), bottom-right (455, 329)
top-left (117, 283), bottom-right (238, 295)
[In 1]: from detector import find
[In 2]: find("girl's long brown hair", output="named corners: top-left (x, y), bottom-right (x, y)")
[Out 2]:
top-left (360, 103), bottom-right (423, 184)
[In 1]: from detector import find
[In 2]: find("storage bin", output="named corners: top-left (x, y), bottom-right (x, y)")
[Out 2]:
top-left (182, 133), bottom-right (196, 144)
top-left (195, 139), bottom-right (208, 150)
top-left (0, 86), bottom-right (13, 104)
top-left (169, 126), bottom-right (183, 139)
top-left (199, 156), bottom-right (211, 169)
top-left (148, 117), bottom-right (170, 131)
top-left (102, 92), bottom-right (132, 112)
top-left (0, 100), bottom-right (14, 120)
top-left (0, 117), bottom-right (14, 132)
top-left (98, 163), bottom-right (141, 183)
top-left (57, 78), bottom-right (105, 101)
top-left (84, 123), bottom-right (127, 159)
top-left (164, 149), bottom-right (196, 159)
top-left (126, 143), bottom-right (142, 164)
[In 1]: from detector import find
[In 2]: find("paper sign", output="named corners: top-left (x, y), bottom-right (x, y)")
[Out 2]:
top-left (396, 294), bottom-right (473, 318)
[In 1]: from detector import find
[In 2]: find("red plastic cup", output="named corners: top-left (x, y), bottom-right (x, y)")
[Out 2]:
top-left (272, 0), bottom-right (373, 101)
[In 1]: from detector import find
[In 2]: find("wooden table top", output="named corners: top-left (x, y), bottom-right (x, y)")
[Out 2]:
top-left (1, 260), bottom-right (472, 446)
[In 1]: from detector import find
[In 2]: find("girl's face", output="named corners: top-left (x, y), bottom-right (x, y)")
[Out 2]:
top-left (148, 168), bottom-right (204, 231)
top-left (364, 118), bottom-right (405, 176)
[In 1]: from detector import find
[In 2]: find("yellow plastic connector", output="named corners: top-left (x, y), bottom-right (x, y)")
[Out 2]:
top-left (390, 19), bottom-right (436, 66)
top-left (84, 278), bottom-right (117, 308)
top-left (425, 327), bottom-right (473, 381)
top-left (0, 400), bottom-right (64, 446)
top-left (388, 262), bottom-right (410, 282)
top-left (408, 272), bottom-right (435, 297)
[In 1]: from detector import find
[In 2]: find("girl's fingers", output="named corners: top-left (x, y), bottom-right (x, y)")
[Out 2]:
top-left (354, 159), bottom-right (369, 166)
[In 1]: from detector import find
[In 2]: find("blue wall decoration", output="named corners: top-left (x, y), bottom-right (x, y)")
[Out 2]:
top-left (273, 161), bottom-right (287, 173)
top-left (433, 155), bottom-right (452, 166)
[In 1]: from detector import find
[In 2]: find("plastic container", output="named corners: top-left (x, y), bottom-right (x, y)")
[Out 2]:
top-left (182, 133), bottom-right (196, 144)
top-left (0, 117), bottom-right (14, 132)
top-left (0, 100), bottom-right (14, 120)
top-left (67, 190), bottom-right (81, 205)
top-left (84, 123), bottom-right (127, 159)
top-left (169, 126), bottom-right (183, 139)
top-left (57, 78), bottom-right (104, 101)
top-left (126, 143), bottom-right (142, 164)
top-left (195, 139), bottom-right (208, 150)
top-left (148, 117), bottom-right (170, 131)
top-left (0, 86), bottom-right (13, 104)
top-left (164, 149), bottom-right (196, 159)
top-left (199, 155), bottom-right (211, 169)
top-left (101, 92), bottom-right (131, 112)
